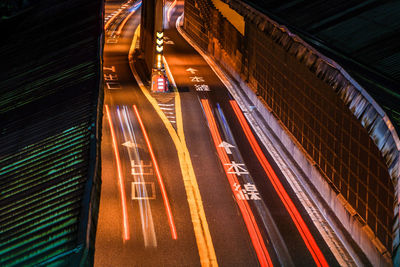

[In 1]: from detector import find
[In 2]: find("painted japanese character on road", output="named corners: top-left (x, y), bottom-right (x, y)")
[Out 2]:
top-left (224, 161), bottom-right (249, 176)
top-left (131, 160), bottom-right (153, 176)
top-left (194, 84), bottom-right (210, 91)
top-left (190, 76), bottom-right (205, 82)
top-left (232, 182), bottom-right (261, 200)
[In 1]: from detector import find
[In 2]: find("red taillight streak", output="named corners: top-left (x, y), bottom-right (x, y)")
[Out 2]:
top-left (230, 100), bottom-right (328, 267)
top-left (105, 105), bottom-right (130, 241)
top-left (133, 105), bottom-right (178, 240)
top-left (201, 99), bottom-right (273, 267)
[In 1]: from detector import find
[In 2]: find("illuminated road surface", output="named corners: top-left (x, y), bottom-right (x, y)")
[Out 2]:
top-left (162, 1), bottom-right (341, 266)
top-left (95, 0), bottom-right (343, 266)
top-left (96, 5), bottom-right (203, 266)
top-left (96, 1), bottom-right (262, 266)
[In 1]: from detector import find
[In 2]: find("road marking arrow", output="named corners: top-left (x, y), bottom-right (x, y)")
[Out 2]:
top-left (122, 141), bottom-right (135, 148)
top-left (186, 67), bottom-right (198, 74)
top-left (218, 141), bottom-right (235, 154)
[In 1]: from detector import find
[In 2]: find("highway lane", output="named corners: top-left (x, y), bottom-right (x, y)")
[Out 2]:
top-left (163, 2), bottom-right (341, 266)
top-left (96, 3), bottom-right (201, 266)
top-left (95, 0), bottom-right (267, 266)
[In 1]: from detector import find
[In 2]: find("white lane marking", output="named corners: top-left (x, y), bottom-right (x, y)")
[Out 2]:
top-left (218, 141), bottom-right (235, 154)
top-left (160, 107), bottom-right (174, 111)
top-left (104, 73), bottom-right (118, 81)
top-left (118, 106), bottom-right (157, 248)
top-left (107, 39), bottom-right (118, 44)
top-left (158, 103), bottom-right (174, 106)
top-left (186, 67), bottom-right (198, 74)
top-left (132, 182), bottom-right (156, 200)
top-left (131, 160), bottom-right (153, 176)
top-left (106, 82), bottom-right (121, 89)
top-left (122, 141), bottom-right (135, 148)
top-left (103, 65), bottom-right (116, 72)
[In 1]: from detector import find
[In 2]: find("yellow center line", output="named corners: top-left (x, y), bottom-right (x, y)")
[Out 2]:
top-left (128, 25), bottom-right (218, 266)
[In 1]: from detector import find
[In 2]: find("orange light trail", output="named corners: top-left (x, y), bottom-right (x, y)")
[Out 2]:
top-left (230, 100), bottom-right (329, 267)
top-left (133, 105), bottom-right (178, 240)
top-left (105, 104), bottom-right (130, 241)
top-left (167, 0), bottom-right (177, 23)
top-left (201, 99), bottom-right (273, 267)
top-left (105, 7), bottom-right (124, 30)
top-left (116, 1), bottom-right (142, 35)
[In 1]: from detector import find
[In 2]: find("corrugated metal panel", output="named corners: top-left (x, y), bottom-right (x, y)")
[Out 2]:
top-left (0, 126), bottom-right (87, 266)
top-left (0, 0), bottom-right (103, 265)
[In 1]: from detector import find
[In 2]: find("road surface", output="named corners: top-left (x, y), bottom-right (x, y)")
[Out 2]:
top-left (94, 0), bottom-right (343, 266)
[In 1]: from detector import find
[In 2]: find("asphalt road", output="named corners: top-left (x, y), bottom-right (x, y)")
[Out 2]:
top-left (163, 2), bottom-right (340, 267)
top-left (96, 1), bottom-right (260, 266)
top-left (95, 0), bottom-right (341, 266)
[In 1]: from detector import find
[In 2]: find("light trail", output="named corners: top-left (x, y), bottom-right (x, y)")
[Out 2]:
top-left (116, 1), bottom-right (142, 36)
top-left (230, 100), bottom-right (329, 267)
top-left (132, 105), bottom-right (178, 240)
top-left (129, 28), bottom-right (217, 265)
top-left (167, 0), bottom-right (177, 23)
top-left (118, 106), bottom-right (157, 247)
top-left (105, 104), bottom-right (130, 241)
top-left (201, 99), bottom-right (273, 267)
top-left (214, 103), bottom-right (295, 265)
top-left (105, 5), bottom-right (125, 30)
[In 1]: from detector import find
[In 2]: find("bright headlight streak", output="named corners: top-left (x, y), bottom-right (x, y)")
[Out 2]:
top-left (133, 105), bottom-right (178, 240)
top-left (105, 5), bottom-right (124, 30)
top-left (119, 106), bottom-right (157, 248)
top-left (105, 105), bottom-right (130, 241)
top-left (201, 99), bottom-right (272, 267)
top-left (230, 100), bottom-right (328, 267)
top-left (167, 0), bottom-right (177, 23)
top-left (116, 1), bottom-right (142, 36)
